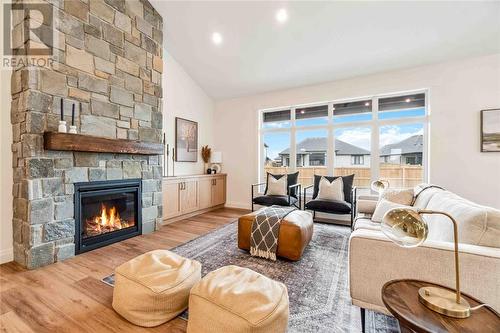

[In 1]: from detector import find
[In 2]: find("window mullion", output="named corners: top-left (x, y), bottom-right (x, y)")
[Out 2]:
top-left (290, 108), bottom-right (296, 172)
top-left (371, 96), bottom-right (379, 188)
top-left (327, 102), bottom-right (334, 174)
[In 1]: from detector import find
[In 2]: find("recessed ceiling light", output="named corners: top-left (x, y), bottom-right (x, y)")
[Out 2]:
top-left (365, 102), bottom-right (370, 106)
top-left (300, 110), bottom-right (305, 114)
top-left (276, 8), bottom-right (288, 23)
top-left (405, 98), bottom-right (411, 103)
top-left (212, 32), bottom-right (222, 45)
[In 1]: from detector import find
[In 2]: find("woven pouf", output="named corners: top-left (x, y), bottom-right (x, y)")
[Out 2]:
top-left (187, 265), bottom-right (289, 333)
top-left (112, 250), bottom-right (201, 327)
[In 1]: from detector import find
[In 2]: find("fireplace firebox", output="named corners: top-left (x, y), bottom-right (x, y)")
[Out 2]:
top-left (74, 179), bottom-right (142, 254)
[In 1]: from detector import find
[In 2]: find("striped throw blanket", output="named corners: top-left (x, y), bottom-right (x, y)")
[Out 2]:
top-left (250, 205), bottom-right (296, 261)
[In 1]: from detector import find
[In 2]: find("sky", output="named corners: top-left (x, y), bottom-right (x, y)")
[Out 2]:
top-left (263, 108), bottom-right (425, 160)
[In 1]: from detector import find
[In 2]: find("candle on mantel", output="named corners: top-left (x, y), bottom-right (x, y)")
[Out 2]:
top-left (71, 104), bottom-right (75, 126)
top-left (60, 98), bottom-right (64, 120)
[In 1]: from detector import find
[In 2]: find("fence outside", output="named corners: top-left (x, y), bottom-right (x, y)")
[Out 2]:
top-left (264, 165), bottom-right (423, 188)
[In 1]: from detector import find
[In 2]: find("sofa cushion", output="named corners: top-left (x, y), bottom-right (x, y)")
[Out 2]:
top-left (412, 184), bottom-right (445, 209)
top-left (353, 217), bottom-right (381, 231)
top-left (312, 174), bottom-right (354, 203)
top-left (424, 191), bottom-right (500, 248)
top-left (253, 195), bottom-right (297, 207)
top-left (305, 199), bottom-right (351, 214)
top-left (380, 188), bottom-right (414, 206)
top-left (372, 199), bottom-right (414, 223)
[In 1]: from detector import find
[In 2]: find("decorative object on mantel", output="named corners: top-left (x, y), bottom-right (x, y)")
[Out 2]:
top-left (481, 108), bottom-right (500, 152)
top-left (210, 151), bottom-right (222, 174)
top-left (201, 145), bottom-right (212, 174)
top-left (175, 117), bottom-right (198, 162)
top-left (44, 132), bottom-right (164, 155)
top-left (58, 98), bottom-right (67, 133)
top-left (68, 103), bottom-right (77, 134)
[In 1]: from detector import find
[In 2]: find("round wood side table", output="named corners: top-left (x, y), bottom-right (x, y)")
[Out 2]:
top-left (381, 279), bottom-right (500, 333)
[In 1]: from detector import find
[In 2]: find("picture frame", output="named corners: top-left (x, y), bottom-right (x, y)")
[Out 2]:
top-left (175, 117), bottom-right (198, 162)
top-left (481, 109), bottom-right (500, 152)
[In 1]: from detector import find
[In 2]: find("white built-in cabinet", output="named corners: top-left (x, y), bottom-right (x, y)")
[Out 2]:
top-left (162, 174), bottom-right (226, 222)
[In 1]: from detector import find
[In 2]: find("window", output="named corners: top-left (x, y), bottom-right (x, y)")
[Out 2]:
top-left (259, 90), bottom-right (428, 193)
top-left (296, 129), bottom-right (328, 186)
top-left (351, 155), bottom-right (364, 165)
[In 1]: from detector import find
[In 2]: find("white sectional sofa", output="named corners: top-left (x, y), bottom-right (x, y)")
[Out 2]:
top-left (349, 185), bottom-right (500, 321)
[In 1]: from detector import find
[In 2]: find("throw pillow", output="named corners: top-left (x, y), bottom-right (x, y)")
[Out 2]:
top-left (312, 174), bottom-right (354, 203)
top-left (317, 176), bottom-right (344, 201)
top-left (380, 188), bottom-right (414, 206)
top-left (266, 174), bottom-right (287, 196)
top-left (372, 198), bottom-right (414, 223)
top-left (264, 172), bottom-right (299, 197)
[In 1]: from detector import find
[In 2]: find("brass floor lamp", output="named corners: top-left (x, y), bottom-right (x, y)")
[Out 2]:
top-left (381, 208), bottom-right (471, 318)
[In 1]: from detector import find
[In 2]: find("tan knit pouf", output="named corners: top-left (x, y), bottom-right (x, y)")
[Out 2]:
top-left (112, 250), bottom-right (201, 327)
top-left (187, 265), bottom-right (289, 333)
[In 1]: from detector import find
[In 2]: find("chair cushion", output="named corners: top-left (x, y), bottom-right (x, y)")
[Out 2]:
top-left (253, 195), bottom-right (297, 207)
top-left (312, 174), bottom-right (354, 203)
top-left (266, 174), bottom-right (287, 196)
top-left (187, 265), bottom-right (289, 333)
top-left (264, 172), bottom-right (299, 197)
top-left (305, 199), bottom-right (351, 214)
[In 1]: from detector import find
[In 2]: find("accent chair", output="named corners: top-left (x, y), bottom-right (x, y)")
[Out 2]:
top-left (303, 174), bottom-right (357, 228)
top-left (251, 172), bottom-right (301, 211)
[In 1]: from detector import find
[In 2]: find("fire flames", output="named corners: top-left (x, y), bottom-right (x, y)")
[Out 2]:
top-left (84, 204), bottom-right (134, 238)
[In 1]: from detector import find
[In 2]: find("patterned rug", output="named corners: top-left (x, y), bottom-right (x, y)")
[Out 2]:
top-left (103, 221), bottom-right (399, 332)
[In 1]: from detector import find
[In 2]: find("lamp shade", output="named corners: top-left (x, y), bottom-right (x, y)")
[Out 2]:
top-left (211, 152), bottom-right (222, 164)
top-left (371, 180), bottom-right (389, 193)
top-left (381, 208), bottom-right (428, 247)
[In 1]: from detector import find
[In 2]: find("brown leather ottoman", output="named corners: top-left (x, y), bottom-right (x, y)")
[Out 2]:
top-left (238, 210), bottom-right (313, 261)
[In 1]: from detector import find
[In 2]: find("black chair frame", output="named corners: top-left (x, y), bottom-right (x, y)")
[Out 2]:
top-left (303, 185), bottom-right (357, 229)
top-left (251, 183), bottom-right (302, 212)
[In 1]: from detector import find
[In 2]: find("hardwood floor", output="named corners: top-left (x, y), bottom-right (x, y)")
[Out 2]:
top-left (0, 208), bottom-right (247, 333)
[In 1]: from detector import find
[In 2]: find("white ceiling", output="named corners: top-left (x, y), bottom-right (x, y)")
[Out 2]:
top-left (151, 1), bottom-right (500, 100)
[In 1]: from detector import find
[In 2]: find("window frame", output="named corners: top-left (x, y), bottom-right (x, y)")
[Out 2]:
top-left (258, 89), bottom-right (430, 191)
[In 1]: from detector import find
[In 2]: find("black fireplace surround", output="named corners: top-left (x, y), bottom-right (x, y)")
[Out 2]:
top-left (74, 179), bottom-right (142, 254)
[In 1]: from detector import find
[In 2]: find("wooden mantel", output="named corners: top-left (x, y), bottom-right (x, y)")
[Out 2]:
top-left (44, 132), bottom-right (164, 155)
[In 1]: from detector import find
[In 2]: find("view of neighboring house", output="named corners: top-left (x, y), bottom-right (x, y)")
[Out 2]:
top-left (271, 135), bottom-right (423, 168)
top-left (380, 135), bottom-right (423, 165)
top-left (276, 138), bottom-right (370, 168)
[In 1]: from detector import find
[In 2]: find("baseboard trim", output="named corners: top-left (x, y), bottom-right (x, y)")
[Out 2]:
top-left (225, 201), bottom-right (250, 210)
top-left (161, 205), bottom-right (226, 225)
top-left (0, 247), bottom-right (13, 264)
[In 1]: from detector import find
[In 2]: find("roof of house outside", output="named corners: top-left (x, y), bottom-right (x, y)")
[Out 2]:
top-left (276, 134), bottom-right (423, 157)
top-left (380, 135), bottom-right (423, 156)
top-left (279, 137), bottom-right (370, 156)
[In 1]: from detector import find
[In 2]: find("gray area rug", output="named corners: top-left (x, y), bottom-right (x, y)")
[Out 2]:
top-left (102, 221), bottom-right (399, 332)
top-left (171, 221), bottom-right (399, 333)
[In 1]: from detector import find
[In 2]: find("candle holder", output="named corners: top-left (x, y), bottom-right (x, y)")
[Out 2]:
top-left (58, 120), bottom-right (67, 133)
top-left (68, 125), bottom-right (77, 134)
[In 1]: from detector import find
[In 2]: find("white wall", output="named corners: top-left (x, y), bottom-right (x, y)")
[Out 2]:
top-left (214, 54), bottom-right (500, 209)
top-left (0, 2), bottom-right (14, 263)
top-left (163, 54), bottom-right (215, 176)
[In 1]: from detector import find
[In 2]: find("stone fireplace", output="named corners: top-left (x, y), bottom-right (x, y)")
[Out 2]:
top-left (10, 0), bottom-right (164, 268)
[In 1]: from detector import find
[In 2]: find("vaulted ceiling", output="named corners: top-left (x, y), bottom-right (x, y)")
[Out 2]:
top-left (151, 1), bottom-right (500, 100)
